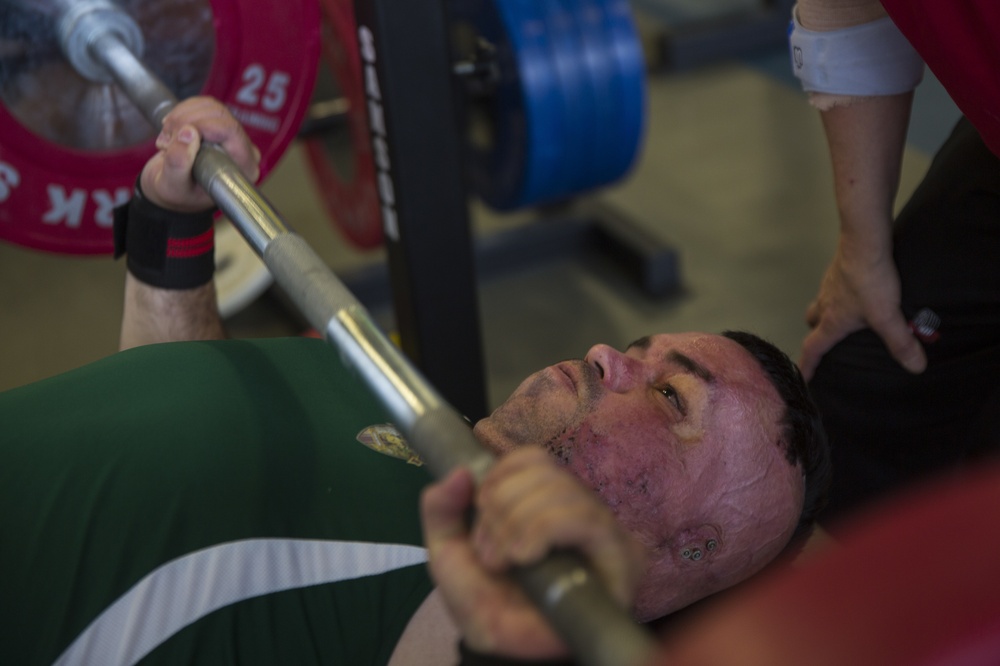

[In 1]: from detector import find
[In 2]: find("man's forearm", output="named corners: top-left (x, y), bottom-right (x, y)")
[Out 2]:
top-left (114, 97), bottom-right (261, 350)
top-left (820, 92), bottom-right (913, 261)
top-left (119, 273), bottom-right (225, 350)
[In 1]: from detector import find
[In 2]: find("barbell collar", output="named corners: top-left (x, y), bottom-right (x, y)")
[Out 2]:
top-left (87, 29), bottom-right (175, 127)
top-left (56, 0), bottom-right (145, 85)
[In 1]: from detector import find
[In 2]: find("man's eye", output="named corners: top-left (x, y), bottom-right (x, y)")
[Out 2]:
top-left (658, 386), bottom-right (684, 413)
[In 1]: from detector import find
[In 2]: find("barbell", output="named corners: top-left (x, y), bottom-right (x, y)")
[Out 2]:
top-left (0, 1), bottom-right (656, 665)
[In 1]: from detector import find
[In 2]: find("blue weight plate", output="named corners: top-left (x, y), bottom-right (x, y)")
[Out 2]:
top-left (453, 0), bottom-right (564, 210)
top-left (503, 0), bottom-right (574, 207)
top-left (568, 0), bottom-right (625, 192)
top-left (600, 0), bottom-right (646, 179)
top-left (537, 0), bottom-right (598, 203)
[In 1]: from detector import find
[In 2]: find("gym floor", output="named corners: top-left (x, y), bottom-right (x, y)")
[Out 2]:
top-left (0, 5), bottom-right (959, 415)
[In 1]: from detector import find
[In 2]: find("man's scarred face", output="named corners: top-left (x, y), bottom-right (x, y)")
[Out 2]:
top-left (473, 332), bottom-right (804, 617)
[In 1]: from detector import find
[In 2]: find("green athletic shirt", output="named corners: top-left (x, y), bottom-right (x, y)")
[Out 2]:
top-left (0, 337), bottom-right (435, 665)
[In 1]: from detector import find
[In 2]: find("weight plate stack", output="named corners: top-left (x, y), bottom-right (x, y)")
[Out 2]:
top-left (451, 0), bottom-right (646, 211)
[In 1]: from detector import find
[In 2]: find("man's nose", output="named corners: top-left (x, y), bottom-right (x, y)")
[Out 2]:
top-left (584, 344), bottom-right (639, 393)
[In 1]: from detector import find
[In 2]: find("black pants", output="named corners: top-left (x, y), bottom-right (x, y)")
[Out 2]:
top-left (809, 117), bottom-right (1000, 531)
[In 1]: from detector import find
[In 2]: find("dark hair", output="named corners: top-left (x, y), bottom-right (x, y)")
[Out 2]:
top-left (722, 331), bottom-right (831, 551)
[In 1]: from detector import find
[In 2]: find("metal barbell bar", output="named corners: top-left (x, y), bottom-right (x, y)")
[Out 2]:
top-left (42, 1), bottom-right (659, 664)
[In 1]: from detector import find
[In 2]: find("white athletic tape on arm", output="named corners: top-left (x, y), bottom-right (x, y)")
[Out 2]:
top-left (789, 12), bottom-right (924, 96)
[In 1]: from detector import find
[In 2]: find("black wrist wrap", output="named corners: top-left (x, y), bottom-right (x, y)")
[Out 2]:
top-left (113, 185), bottom-right (215, 290)
top-left (457, 641), bottom-right (576, 666)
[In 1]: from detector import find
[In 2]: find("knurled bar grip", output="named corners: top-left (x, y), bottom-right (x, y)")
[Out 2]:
top-left (69, 8), bottom-right (658, 666)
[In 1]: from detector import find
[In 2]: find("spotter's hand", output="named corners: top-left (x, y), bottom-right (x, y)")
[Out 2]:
top-left (800, 243), bottom-right (926, 380)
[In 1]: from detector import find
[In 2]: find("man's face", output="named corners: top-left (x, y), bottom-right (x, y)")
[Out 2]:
top-left (473, 332), bottom-right (804, 615)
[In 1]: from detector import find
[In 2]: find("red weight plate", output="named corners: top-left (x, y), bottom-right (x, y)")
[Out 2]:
top-left (302, 0), bottom-right (382, 250)
top-left (0, 0), bottom-right (320, 255)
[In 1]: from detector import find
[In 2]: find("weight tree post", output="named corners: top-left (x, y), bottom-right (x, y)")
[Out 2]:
top-left (351, 0), bottom-right (488, 421)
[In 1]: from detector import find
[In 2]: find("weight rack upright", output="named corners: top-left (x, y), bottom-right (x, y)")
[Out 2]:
top-left (347, 0), bottom-right (680, 422)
